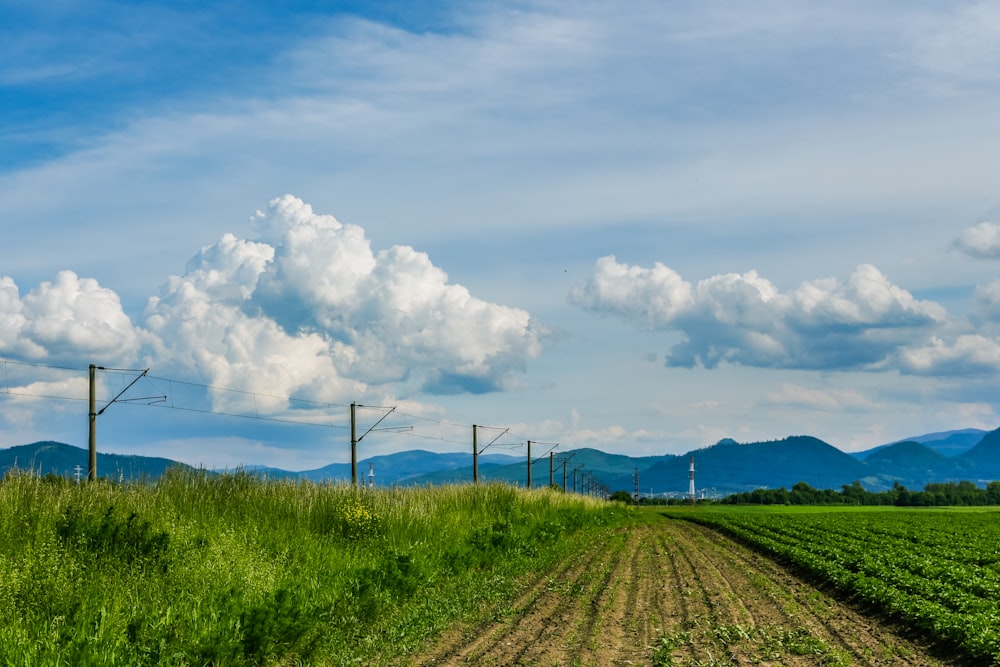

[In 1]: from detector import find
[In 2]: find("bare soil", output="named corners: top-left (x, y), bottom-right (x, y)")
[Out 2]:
top-left (407, 513), bottom-right (968, 667)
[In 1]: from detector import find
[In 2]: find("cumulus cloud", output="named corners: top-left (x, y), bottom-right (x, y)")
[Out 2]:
top-left (953, 221), bottom-right (1000, 259)
top-left (1, 196), bottom-right (545, 419)
top-left (571, 256), bottom-right (947, 371)
top-left (0, 374), bottom-right (91, 429)
top-left (0, 271), bottom-right (143, 363)
top-left (144, 195), bottom-right (545, 408)
top-left (898, 334), bottom-right (1000, 375)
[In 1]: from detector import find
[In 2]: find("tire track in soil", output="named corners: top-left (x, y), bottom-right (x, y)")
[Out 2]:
top-left (562, 526), bottom-right (642, 667)
top-left (413, 526), bottom-right (620, 666)
top-left (485, 524), bottom-right (631, 666)
top-left (408, 514), bottom-right (964, 667)
top-left (488, 536), bottom-right (615, 667)
top-left (651, 524), bottom-right (703, 665)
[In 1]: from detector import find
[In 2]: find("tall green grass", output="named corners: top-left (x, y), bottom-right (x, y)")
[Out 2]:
top-left (0, 469), bottom-right (629, 665)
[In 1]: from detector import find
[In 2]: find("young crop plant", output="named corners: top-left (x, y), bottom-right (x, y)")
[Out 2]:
top-left (676, 506), bottom-right (1000, 663)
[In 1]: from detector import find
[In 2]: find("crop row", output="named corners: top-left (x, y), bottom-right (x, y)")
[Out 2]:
top-left (677, 508), bottom-right (1000, 661)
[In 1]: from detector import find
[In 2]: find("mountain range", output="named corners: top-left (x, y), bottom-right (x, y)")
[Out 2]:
top-left (3, 427), bottom-right (999, 496)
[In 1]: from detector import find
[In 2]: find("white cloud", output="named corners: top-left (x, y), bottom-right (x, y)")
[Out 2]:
top-left (0, 196), bottom-right (546, 423)
top-left (898, 334), bottom-right (1000, 375)
top-left (0, 271), bottom-right (144, 364)
top-left (571, 256), bottom-right (947, 371)
top-left (144, 195), bottom-right (545, 410)
top-left (4, 375), bottom-right (90, 426)
top-left (953, 221), bottom-right (1000, 259)
top-left (567, 256), bottom-right (693, 327)
top-left (0, 277), bottom-right (34, 357)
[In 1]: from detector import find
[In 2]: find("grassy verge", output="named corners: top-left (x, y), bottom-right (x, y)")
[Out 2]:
top-left (0, 469), bottom-right (629, 666)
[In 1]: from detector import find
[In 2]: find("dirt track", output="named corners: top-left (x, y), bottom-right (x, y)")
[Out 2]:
top-left (410, 513), bottom-right (962, 667)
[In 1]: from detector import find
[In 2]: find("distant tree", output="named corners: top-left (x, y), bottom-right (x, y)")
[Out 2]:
top-left (609, 490), bottom-right (633, 504)
top-left (723, 478), bottom-right (1000, 506)
top-left (988, 481), bottom-right (1000, 504)
top-left (790, 481), bottom-right (820, 504)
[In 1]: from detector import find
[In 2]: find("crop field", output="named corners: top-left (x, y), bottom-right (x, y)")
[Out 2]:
top-left (1, 471), bottom-right (993, 667)
top-left (415, 508), bottom-right (967, 667)
top-left (676, 506), bottom-right (1000, 664)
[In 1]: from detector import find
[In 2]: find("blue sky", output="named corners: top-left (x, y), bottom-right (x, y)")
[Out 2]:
top-left (3, 0), bottom-right (1000, 471)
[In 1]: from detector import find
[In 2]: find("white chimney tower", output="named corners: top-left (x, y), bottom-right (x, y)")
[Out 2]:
top-left (688, 456), bottom-right (696, 502)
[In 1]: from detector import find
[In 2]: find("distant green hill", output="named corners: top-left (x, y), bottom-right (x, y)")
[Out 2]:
top-left (956, 428), bottom-right (1000, 481)
top-left (863, 441), bottom-right (959, 488)
top-left (641, 436), bottom-right (871, 495)
top-left (297, 449), bottom-right (521, 485)
top-left (400, 430), bottom-right (1000, 495)
top-left (853, 428), bottom-right (987, 460)
top-left (0, 441), bottom-right (194, 481)
top-left (7, 427), bottom-right (1000, 495)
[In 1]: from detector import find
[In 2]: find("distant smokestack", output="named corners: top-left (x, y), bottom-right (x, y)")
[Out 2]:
top-left (688, 456), bottom-right (696, 503)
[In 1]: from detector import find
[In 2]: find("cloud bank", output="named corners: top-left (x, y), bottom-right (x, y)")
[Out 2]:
top-left (2, 196), bottom-right (546, 411)
top-left (571, 255), bottom-right (952, 372)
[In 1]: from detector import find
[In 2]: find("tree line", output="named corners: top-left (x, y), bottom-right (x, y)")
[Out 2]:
top-left (719, 480), bottom-right (1000, 506)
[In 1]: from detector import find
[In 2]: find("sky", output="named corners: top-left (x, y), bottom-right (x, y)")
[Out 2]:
top-left (3, 0), bottom-right (1000, 471)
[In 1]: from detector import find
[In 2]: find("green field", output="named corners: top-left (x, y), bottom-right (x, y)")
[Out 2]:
top-left (7, 470), bottom-right (1000, 665)
top-left (0, 470), bottom-right (630, 666)
top-left (670, 504), bottom-right (1000, 662)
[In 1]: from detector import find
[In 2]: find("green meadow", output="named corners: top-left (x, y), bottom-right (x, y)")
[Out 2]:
top-left (0, 470), bottom-right (629, 666)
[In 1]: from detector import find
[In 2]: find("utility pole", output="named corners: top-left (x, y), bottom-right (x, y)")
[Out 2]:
top-left (549, 451), bottom-right (555, 488)
top-left (475, 426), bottom-right (509, 484)
top-left (634, 466), bottom-right (639, 503)
top-left (472, 424), bottom-right (479, 484)
top-left (558, 453), bottom-right (575, 492)
top-left (349, 403), bottom-right (403, 487)
top-left (88, 364), bottom-right (97, 481)
top-left (526, 440), bottom-right (532, 488)
top-left (87, 364), bottom-right (156, 482)
top-left (351, 402), bottom-right (358, 487)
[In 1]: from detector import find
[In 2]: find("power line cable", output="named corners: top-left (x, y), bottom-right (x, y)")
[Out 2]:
top-left (0, 390), bottom-right (88, 403)
top-left (0, 358), bottom-right (84, 372)
top-left (129, 399), bottom-right (351, 430)
top-left (0, 360), bottom-right (547, 453)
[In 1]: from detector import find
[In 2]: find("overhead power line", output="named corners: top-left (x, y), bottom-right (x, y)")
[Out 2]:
top-left (2, 359), bottom-right (549, 480)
